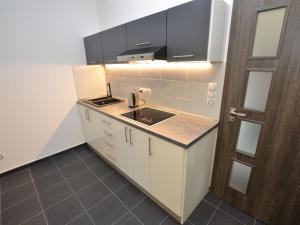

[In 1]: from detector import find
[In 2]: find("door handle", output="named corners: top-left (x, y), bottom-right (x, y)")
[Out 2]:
top-left (230, 108), bottom-right (247, 118)
top-left (129, 129), bottom-right (133, 145)
top-left (125, 127), bottom-right (128, 143)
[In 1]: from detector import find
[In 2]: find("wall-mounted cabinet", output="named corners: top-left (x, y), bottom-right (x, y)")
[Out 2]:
top-left (84, 33), bottom-right (103, 65)
top-left (167, 0), bottom-right (229, 62)
top-left (101, 25), bottom-right (127, 64)
top-left (83, 0), bottom-right (230, 64)
top-left (126, 11), bottom-right (166, 50)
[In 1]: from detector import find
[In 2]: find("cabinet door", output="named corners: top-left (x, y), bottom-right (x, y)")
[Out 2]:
top-left (84, 33), bottom-right (103, 65)
top-left (78, 105), bottom-right (102, 150)
top-left (167, 0), bottom-right (211, 61)
top-left (126, 11), bottom-right (166, 50)
top-left (129, 127), bottom-right (150, 191)
top-left (149, 136), bottom-right (185, 216)
top-left (101, 25), bottom-right (127, 64)
top-left (116, 125), bottom-right (150, 191)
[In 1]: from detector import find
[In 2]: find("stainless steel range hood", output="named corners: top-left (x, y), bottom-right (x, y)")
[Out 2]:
top-left (117, 46), bottom-right (167, 63)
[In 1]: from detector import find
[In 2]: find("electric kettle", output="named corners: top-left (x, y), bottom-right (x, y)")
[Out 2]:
top-left (128, 90), bottom-right (139, 108)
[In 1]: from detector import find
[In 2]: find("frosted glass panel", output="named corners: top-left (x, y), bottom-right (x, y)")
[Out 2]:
top-left (244, 71), bottom-right (273, 111)
top-left (236, 121), bottom-right (262, 156)
top-left (229, 161), bottom-right (252, 193)
top-left (252, 7), bottom-right (286, 57)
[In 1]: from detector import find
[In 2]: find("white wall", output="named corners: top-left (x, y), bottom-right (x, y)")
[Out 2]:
top-left (98, 0), bottom-right (192, 30)
top-left (0, 0), bottom-right (101, 64)
top-left (0, 0), bottom-right (104, 173)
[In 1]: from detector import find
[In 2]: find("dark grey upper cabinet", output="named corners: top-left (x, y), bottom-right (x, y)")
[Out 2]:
top-left (84, 33), bottom-right (103, 65)
top-left (126, 11), bottom-right (166, 50)
top-left (167, 0), bottom-right (211, 61)
top-left (101, 25), bottom-right (127, 64)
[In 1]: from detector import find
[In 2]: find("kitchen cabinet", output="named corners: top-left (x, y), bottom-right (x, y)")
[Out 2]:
top-left (78, 103), bottom-right (217, 224)
top-left (84, 33), bottom-right (103, 65)
top-left (149, 136), bottom-right (185, 216)
top-left (126, 11), bottom-right (166, 50)
top-left (78, 105), bottom-right (102, 150)
top-left (167, 0), bottom-right (211, 61)
top-left (101, 25), bottom-right (127, 64)
top-left (117, 125), bottom-right (150, 191)
top-left (167, 0), bottom-right (229, 62)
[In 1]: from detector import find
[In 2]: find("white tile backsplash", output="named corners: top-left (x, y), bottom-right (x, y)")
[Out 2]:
top-left (105, 63), bottom-right (225, 119)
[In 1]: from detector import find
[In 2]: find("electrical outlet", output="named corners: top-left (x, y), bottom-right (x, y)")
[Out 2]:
top-left (139, 88), bottom-right (152, 95)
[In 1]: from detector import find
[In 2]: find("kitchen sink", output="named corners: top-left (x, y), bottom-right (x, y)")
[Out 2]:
top-left (84, 97), bottom-right (124, 107)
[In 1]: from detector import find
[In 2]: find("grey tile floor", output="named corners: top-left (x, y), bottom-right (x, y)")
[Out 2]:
top-left (0, 144), bottom-right (267, 225)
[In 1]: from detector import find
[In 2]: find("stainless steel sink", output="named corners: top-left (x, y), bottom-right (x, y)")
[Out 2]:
top-left (84, 97), bottom-right (124, 107)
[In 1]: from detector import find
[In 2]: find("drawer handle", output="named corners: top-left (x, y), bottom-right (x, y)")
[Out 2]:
top-left (89, 61), bottom-right (96, 64)
top-left (104, 141), bottom-right (114, 148)
top-left (102, 119), bottom-right (111, 125)
top-left (136, 42), bottom-right (151, 46)
top-left (172, 54), bottom-right (195, 58)
top-left (103, 131), bottom-right (112, 137)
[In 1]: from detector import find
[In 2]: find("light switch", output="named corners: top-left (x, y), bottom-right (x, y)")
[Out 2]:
top-left (208, 91), bottom-right (216, 98)
top-left (208, 82), bottom-right (217, 91)
top-left (207, 98), bottom-right (215, 105)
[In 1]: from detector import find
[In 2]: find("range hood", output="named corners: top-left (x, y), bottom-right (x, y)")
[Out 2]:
top-left (117, 46), bottom-right (167, 63)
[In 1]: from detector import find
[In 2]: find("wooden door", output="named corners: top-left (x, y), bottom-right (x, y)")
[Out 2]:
top-left (211, 0), bottom-right (300, 224)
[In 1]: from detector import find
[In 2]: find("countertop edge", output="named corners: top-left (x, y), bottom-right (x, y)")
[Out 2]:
top-left (77, 101), bottom-right (218, 149)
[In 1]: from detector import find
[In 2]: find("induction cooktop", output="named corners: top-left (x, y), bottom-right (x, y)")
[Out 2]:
top-left (121, 107), bottom-right (176, 126)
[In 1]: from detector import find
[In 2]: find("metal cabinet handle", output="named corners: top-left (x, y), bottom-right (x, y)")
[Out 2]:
top-left (103, 131), bottom-right (112, 137)
top-left (148, 138), bottom-right (152, 156)
top-left (173, 54), bottom-right (195, 58)
top-left (89, 61), bottom-right (96, 64)
top-left (102, 119), bottom-right (111, 125)
top-left (107, 59), bottom-right (117, 63)
top-left (125, 127), bottom-right (128, 143)
top-left (104, 141), bottom-right (114, 148)
top-left (86, 109), bottom-right (90, 121)
top-left (136, 42), bottom-right (151, 46)
top-left (84, 108), bottom-right (88, 120)
top-left (230, 108), bottom-right (247, 118)
top-left (129, 129), bottom-right (133, 145)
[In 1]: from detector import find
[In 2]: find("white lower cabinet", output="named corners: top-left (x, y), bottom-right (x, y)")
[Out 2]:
top-left (79, 105), bottom-right (217, 224)
top-left (149, 136), bottom-right (185, 216)
top-left (116, 125), bottom-right (150, 191)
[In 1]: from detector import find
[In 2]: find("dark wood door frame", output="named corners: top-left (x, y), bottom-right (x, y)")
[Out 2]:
top-left (210, 0), bottom-right (300, 224)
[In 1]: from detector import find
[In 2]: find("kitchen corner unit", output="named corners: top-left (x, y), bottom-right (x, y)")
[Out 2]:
top-left (78, 101), bottom-right (218, 224)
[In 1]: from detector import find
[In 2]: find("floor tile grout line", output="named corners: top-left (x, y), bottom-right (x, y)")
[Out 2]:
top-left (111, 211), bottom-right (132, 225)
top-left (73, 150), bottom-right (146, 225)
top-left (1, 194), bottom-right (36, 213)
top-left (1, 180), bottom-right (33, 195)
top-left (51, 158), bottom-right (97, 225)
top-left (159, 215), bottom-right (169, 225)
top-left (18, 212), bottom-right (44, 225)
top-left (206, 200), bottom-right (222, 225)
top-left (28, 167), bottom-right (49, 225)
top-left (211, 204), bottom-right (248, 225)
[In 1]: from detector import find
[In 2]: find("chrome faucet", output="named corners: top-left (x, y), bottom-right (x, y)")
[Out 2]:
top-left (107, 82), bottom-right (112, 98)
